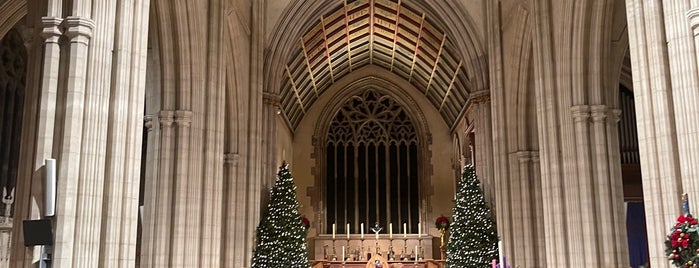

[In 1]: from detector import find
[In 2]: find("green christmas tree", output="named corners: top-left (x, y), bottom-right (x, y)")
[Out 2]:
top-left (446, 164), bottom-right (499, 268)
top-left (251, 162), bottom-right (309, 268)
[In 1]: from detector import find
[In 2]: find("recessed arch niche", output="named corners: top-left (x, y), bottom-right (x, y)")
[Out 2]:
top-left (307, 74), bottom-right (435, 235)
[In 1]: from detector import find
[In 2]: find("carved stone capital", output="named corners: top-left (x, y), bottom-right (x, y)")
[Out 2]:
top-left (531, 151), bottom-right (540, 162)
top-left (144, 115), bottom-right (155, 131)
top-left (590, 105), bottom-right (608, 122)
top-left (570, 105), bottom-right (590, 123)
top-left (224, 153), bottom-right (240, 165)
top-left (63, 17), bottom-right (95, 44)
top-left (469, 90), bottom-right (490, 105)
top-left (40, 17), bottom-right (63, 43)
top-left (515, 151), bottom-right (532, 163)
top-left (174, 110), bottom-right (193, 127)
top-left (608, 109), bottom-right (622, 123)
top-left (158, 110), bottom-right (175, 128)
top-left (263, 92), bottom-right (281, 106)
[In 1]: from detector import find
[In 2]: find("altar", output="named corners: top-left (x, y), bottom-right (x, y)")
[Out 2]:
top-left (312, 234), bottom-right (435, 262)
top-left (310, 260), bottom-right (444, 268)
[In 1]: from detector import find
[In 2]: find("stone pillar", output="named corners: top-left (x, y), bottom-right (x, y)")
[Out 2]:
top-left (139, 115), bottom-right (156, 267)
top-left (515, 151), bottom-right (534, 267)
top-left (224, 152), bottom-right (244, 267)
top-left (152, 110), bottom-right (175, 267)
top-left (171, 110), bottom-right (192, 268)
top-left (607, 109), bottom-right (629, 266)
top-left (11, 24), bottom-right (44, 268)
top-left (626, 1), bottom-right (687, 267)
top-left (471, 91), bottom-right (495, 206)
top-left (570, 105), bottom-right (597, 267)
top-left (53, 16), bottom-right (95, 268)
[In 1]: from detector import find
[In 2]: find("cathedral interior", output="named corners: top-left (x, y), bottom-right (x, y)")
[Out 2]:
top-left (0, 0), bottom-right (698, 267)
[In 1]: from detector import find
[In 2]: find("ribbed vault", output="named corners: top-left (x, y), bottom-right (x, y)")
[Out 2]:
top-left (280, 0), bottom-right (472, 129)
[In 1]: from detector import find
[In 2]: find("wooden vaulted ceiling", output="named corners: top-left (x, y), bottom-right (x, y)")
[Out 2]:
top-left (280, 0), bottom-right (472, 129)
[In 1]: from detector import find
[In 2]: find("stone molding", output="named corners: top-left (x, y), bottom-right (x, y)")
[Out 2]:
top-left (570, 105), bottom-right (590, 122)
top-left (687, 8), bottom-right (699, 36)
top-left (40, 17), bottom-right (63, 43)
top-left (62, 17), bottom-right (95, 44)
top-left (174, 110), bottom-right (193, 127)
top-left (590, 105), bottom-right (607, 122)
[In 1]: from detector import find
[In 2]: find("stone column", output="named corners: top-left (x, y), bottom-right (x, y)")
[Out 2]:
top-left (607, 109), bottom-right (629, 266)
top-left (53, 16), bottom-right (95, 268)
top-left (569, 105), bottom-right (595, 267)
top-left (471, 91), bottom-right (495, 206)
top-left (515, 151), bottom-right (534, 267)
top-left (152, 110), bottom-right (175, 267)
top-left (626, 1), bottom-right (685, 267)
top-left (11, 22), bottom-right (47, 267)
top-left (139, 115), bottom-right (156, 267)
top-left (171, 110), bottom-right (192, 267)
top-left (224, 152), bottom-right (244, 267)
top-left (531, 152), bottom-right (545, 266)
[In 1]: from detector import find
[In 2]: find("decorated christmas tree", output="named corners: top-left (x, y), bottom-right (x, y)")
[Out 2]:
top-left (251, 162), bottom-right (309, 267)
top-left (446, 164), bottom-right (499, 268)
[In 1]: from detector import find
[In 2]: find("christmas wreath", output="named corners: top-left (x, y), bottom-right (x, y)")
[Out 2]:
top-left (436, 215), bottom-right (450, 231)
top-left (666, 194), bottom-right (699, 267)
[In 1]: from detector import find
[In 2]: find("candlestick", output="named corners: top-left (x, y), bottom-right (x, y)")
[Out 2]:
top-left (403, 223), bottom-right (407, 237)
top-left (415, 245), bottom-right (418, 262)
top-left (498, 240), bottom-right (504, 265)
top-left (361, 223), bottom-right (364, 239)
top-left (333, 223), bottom-right (336, 240)
top-left (389, 223), bottom-right (393, 239)
top-left (347, 223), bottom-right (350, 239)
top-left (375, 231), bottom-right (379, 240)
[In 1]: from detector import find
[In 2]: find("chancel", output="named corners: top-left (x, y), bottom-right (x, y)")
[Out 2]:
top-left (0, 0), bottom-right (697, 267)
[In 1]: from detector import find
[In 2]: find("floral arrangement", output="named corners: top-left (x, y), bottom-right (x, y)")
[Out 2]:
top-left (436, 215), bottom-right (450, 231)
top-left (301, 216), bottom-right (310, 230)
top-left (666, 194), bottom-right (699, 267)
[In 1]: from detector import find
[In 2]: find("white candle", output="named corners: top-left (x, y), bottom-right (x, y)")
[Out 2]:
top-left (418, 223), bottom-right (421, 238)
top-left (361, 223), bottom-right (364, 239)
top-left (342, 246), bottom-right (345, 262)
top-left (498, 240), bottom-right (504, 265)
top-left (403, 223), bottom-right (407, 237)
top-left (347, 223), bottom-right (350, 239)
top-left (332, 223), bottom-right (336, 239)
top-left (415, 245), bottom-right (418, 259)
top-left (389, 223), bottom-right (393, 239)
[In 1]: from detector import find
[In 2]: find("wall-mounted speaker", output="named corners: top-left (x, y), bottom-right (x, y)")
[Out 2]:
top-left (45, 159), bottom-right (56, 217)
top-left (22, 219), bottom-right (53, 246)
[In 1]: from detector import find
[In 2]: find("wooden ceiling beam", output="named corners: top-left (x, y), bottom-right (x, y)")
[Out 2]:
top-left (285, 65), bottom-right (307, 114)
top-left (300, 38), bottom-right (320, 97)
top-left (320, 15), bottom-right (336, 83)
top-left (407, 13), bottom-right (426, 83)
top-left (389, 0), bottom-right (402, 72)
top-left (424, 35), bottom-right (446, 96)
top-left (343, 1), bottom-right (354, 72)
top-left (369, 0), bottom-right (375, 64)
top-left (440, 60), bottom-right (462, 111)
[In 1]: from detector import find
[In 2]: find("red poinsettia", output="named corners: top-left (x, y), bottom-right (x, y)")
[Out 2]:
top-left (436, 215), bottom-right (450, 230)
top-left (301, 216), bottom-right (310, 230)
top-left (665, 214), bottom-right (699, 267)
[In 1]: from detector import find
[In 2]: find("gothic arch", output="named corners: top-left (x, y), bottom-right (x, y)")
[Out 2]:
top-left (265, 0), bottom-right (488, 131)
top-left (309, 73), bottom-right (433, 233)
top-left (0, 0), bottom-right (27, 40)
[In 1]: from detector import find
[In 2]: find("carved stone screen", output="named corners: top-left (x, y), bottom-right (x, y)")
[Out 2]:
top-left (325, 90), bottom-right (419, 235)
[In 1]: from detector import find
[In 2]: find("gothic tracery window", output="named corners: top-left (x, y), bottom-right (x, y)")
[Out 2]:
top-left (325, 89), bottom-right (420, 234)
